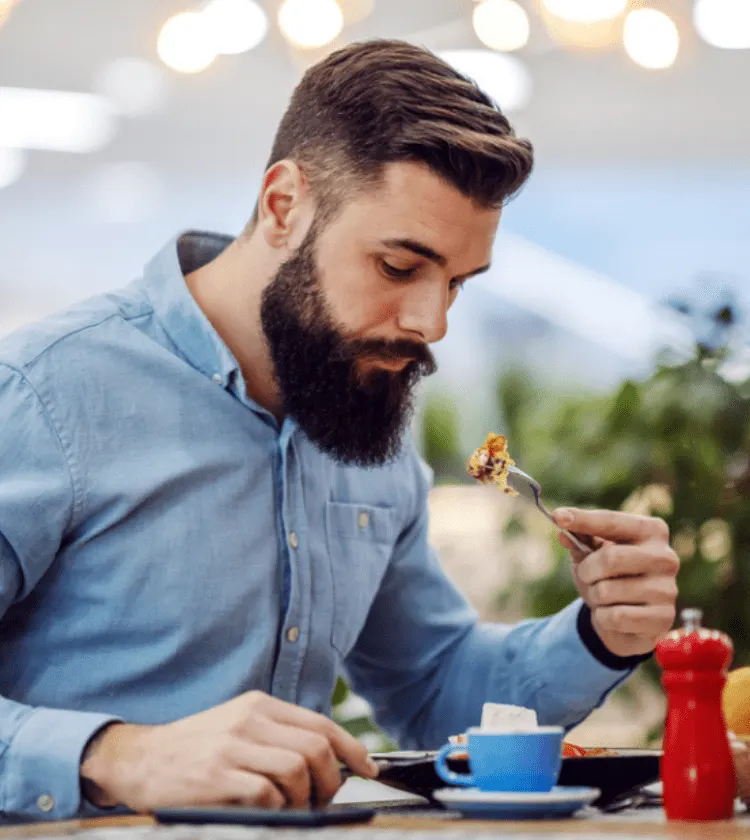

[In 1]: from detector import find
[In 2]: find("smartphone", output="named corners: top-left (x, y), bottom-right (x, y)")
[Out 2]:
top-left (153, 804), bottom-right (376, 827)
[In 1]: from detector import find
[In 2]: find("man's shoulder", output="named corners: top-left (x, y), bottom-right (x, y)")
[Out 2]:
top-left (0, 283), bottom-right (152, 378)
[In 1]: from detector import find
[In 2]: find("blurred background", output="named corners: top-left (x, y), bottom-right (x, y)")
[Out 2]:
top-left (2, 0), bottom-right (750, 749)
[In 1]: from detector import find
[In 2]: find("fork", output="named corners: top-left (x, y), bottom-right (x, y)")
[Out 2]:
top-left (506, 465), bottom-right (596, 556)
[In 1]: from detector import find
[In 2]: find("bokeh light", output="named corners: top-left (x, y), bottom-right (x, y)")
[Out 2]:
top-left (278, 0), bottom-right (344, 49)
top-left (157, 11), bottom-right (217, 74)
top-left (623, 8), bottom-right (680, 70)
top-left (201, 0), bottom-right (269, 55)
top-left (439, 49), bottom-right (532, 112)
top-left (694, 0), bottom-right (750, 50)
top-left (0, 87), bottom-right (117, 152)
top-left (473, 0), bottom-right (530, 53)
top-left (542, 0), bottom-right (627, 25)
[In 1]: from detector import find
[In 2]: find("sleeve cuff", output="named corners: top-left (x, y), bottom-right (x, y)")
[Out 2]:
top-left (3, 707), bottom-right (123, 821)
top-left (576, 603), bottom-right (653, 671)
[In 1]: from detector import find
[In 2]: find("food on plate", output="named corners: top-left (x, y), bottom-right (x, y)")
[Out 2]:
top-left (562, 743), bottom-right (618, 758)
top-left (466, 433), bottom-right (518, 495)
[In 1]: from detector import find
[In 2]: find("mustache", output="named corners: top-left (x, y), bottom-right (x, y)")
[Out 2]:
top-left (348, 338), bottom-right (438, 374)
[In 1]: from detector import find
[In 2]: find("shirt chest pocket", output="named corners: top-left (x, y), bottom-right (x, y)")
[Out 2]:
top-left (325, 500), bottom-right (397, 657)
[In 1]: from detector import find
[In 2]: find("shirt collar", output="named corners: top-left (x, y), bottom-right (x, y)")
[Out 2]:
top-left (142, 231), bottom-right (240, 387)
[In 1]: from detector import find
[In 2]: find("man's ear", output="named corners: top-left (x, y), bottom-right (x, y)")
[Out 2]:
top-left (256, 160), bottom-right (310, 250)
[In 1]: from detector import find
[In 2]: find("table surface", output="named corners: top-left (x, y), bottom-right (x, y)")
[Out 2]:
top-left (2, 809), bottom-right (750, 839)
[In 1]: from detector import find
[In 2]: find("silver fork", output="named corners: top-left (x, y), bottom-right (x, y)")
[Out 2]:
top-left (506, 465), bottom-right (595, 556)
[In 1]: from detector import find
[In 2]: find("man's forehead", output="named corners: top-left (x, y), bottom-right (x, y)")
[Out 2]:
top-left (348, 162), bottom-right (501, 263)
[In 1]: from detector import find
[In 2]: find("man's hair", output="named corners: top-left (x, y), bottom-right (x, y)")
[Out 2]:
top-left (250, 39), bottom-right (534, 227)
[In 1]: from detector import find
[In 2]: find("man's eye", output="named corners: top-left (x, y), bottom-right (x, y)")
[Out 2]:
top-left (449, 277), bottom-right (467, 293)
top-left (381, 261), bottom-right (415, 280)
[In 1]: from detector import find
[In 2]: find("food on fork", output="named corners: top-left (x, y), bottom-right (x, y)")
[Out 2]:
top-left (466, 433), bottom-right (518, 495)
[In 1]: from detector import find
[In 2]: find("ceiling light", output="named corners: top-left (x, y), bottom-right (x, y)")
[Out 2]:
top-left (157, 11), bottom-right (217, 73)
top-left (623, 8), bottom-right (680, 69)
top-left (201, 0), bottom-right (269, 55)
top-left (0, 88), bottom-right (117, 153)
top-left (694, 0), bottom-right (750, 50)
top-left (473, 0), bottom-right (530, 52)
top-left (438, 49), bottom-right (532, 112)
top-left (95, 58), bottom-right (169, 117)
top-left (0, 147), bottom-right (25, 189)
top-left (542, 0), bottom-right (627, 24)
top-left (0, 0), bottom-right (16, 28)
top-left (278, 0), bottom-right (344, 49)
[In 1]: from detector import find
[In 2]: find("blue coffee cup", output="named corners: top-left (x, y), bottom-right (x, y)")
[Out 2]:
top-left (435, 726), bottom-right (564, 792)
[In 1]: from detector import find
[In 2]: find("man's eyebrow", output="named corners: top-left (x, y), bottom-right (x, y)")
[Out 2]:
top-left (381, 238), bottom-right (492, 279)
top-left (463, 263), bottom-right (491, 279)
top-left (381, 238), bottom-right (447, 267)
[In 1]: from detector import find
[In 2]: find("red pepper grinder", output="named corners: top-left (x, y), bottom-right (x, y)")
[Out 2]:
top-left (656, 607), bottom-right (736, 821)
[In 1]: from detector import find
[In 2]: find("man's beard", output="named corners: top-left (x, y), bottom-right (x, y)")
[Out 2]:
top-left (260, 224), bottom-right (437, 467)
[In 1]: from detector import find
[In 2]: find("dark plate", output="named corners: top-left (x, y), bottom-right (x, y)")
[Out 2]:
top-left (363, 749), bottom-right (661, 808)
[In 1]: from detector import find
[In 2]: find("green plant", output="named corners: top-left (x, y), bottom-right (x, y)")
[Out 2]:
top-left (496, 300), bottom-right (750, 676)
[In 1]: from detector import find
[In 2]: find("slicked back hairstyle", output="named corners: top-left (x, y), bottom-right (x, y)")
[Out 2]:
top-left (249, 39), bottom-right (534, 228)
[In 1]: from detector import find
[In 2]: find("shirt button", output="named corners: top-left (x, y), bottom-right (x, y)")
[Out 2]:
top-left (37, 794), bottom-right (54, 812)
top-left (286, 626), bottom-right (300, 643)
top-left (212, 373), bottom-right (223, 385)
top-left (358, 511), bottom-right (370, 528)
top-left (288, 531), bottom-right (299, 549)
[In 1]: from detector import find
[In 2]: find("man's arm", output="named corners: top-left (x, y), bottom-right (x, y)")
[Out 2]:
top-left (0, 364), bottom-right (122, 821)
top-left (343, 451), bottom-right (645, 750)
top-left (0, 364), bottom-right (379, 820)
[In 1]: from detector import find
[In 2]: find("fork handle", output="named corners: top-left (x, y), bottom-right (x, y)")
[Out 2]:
top-left (537, 503), bottom-right (596, 556)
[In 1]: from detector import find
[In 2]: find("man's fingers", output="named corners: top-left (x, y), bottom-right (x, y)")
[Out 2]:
top-left (554, 508), bottom-right (670, 545)
top-left (558, 531), bottom-right (605, 562)
top-left (588, 575), bottom-right (678, 608)
top-left (224, 770), bottom-right (287, 809)
top-left (593, 603), bottom-right (677, 637)
top-left (260, 696), bottom-right (377, 780)
top-left (230, 745), bottom-right (311, 808)
top-left (254, 721), bottom-right (343, 803)
top-left (577, 543), bottom-right (680, 586)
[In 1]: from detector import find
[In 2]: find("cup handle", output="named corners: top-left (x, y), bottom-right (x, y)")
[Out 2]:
top-left (434, 744), bottom-right (476, 787)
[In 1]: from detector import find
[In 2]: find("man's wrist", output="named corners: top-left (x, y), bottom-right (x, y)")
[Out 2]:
top-left (576, 603), bottom-right (652, 670)
top-left (80, 722), bottom-right (124, 808)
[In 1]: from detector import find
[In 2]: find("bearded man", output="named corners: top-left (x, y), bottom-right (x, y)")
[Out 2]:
top-left (0, 40), bottom-right (679, 822)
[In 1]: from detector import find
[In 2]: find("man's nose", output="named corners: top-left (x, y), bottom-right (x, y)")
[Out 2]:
top-left (397, 283), bottom-right (449, 345)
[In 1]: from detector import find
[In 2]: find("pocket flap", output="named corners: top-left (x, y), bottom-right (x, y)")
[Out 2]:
top-left (326, 501), bottom-right (397, 544)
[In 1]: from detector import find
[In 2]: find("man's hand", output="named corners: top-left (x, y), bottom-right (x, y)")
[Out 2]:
top-left (553, 508), bottom-right (680, 658)
top-left (80, 691), bottom-right (379, 813)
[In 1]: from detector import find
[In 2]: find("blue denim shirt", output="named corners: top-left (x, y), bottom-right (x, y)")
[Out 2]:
top-left (0, 233), bottom-right (634, 822)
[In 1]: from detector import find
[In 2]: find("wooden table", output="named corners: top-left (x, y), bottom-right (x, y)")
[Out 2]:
top-left (2, 810), bottom-right (750, 839)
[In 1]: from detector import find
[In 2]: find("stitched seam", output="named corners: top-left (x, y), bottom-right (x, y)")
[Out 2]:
top-left (0, 363), bottom-right (80, 530)
top-left (17, 307), bottom-right (153, 370)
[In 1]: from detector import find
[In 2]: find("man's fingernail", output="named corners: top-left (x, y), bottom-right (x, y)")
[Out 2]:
top-left (555, 508), bottom-right (574, 527)
top-left (367, 758), bottom-right (380, 777)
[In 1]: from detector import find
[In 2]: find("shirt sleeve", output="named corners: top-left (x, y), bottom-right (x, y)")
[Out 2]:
top-left (0, 364), bottom-right (121, 822)
top-left (344, 448), bottom-right (638, 750)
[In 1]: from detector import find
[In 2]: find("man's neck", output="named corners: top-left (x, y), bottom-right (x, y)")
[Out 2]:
top-left (184, 236), bottom-right (285, 420)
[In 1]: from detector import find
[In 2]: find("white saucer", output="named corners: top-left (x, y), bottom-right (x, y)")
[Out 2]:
top-left (434, 786), bottom-right (600, 820)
